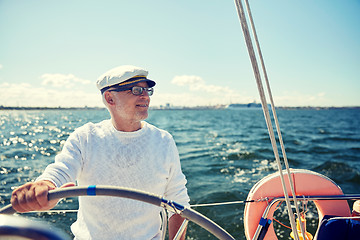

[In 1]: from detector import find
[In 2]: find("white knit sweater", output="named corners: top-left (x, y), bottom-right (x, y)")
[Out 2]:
top-left (37, 120), bottom-right (190, 240)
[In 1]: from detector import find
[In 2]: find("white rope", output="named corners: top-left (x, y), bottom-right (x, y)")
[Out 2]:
top-left (233, 1), bottom-right (301, 239)
top-left (191, 200), bottom-right (253, 208)
top-left (242, 1), bottom-right (307, 239)
top-left (25, 200), bottom-right (253, 213)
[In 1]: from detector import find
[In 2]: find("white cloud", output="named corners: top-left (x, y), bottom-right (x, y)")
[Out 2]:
top-left (172, 75), bottom-right (204, 86)
top-left (0, 64), bottom-right (3, 69)
top-left (156, 76), bottom-right (330, 107)
top-left (273, 91), bottom-right (328, 106)
top-left (0, 82), bottom-right (102, 108)
top-left (0, 75), bottom-right (329, 108)
top-left (0, 72), bottom-right (98, 107)
top-left (171, 75), bottom-right (234, 94)
top-left (164, 74), bottom-right (260, 106)
top-left (41, 73), bottom-right (91, 89)
top-left (151, 90), bottom-right (256, 107)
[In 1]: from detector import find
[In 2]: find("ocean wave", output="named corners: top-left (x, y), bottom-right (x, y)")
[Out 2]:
top-left (1, 109), bottom-right (359, 240)
top-left (313, 160), bottom-right (360, 185)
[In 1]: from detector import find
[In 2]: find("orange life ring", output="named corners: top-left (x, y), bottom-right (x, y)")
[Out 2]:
top-left (244, 169), bottom-right (351, 240)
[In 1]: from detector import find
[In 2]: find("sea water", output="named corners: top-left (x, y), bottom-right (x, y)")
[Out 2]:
top-left (1, 108), bottom-right (359, 239)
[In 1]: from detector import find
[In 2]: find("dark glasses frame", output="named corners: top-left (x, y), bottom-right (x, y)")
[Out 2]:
top-left (109, 86), bottom-right (154, 96)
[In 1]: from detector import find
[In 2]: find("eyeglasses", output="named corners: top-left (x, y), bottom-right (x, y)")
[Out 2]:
top-left (109, 86), bottom-right (154, 96)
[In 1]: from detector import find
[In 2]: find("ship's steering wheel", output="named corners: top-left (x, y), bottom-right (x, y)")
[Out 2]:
top-left (0, 185), bottom-right (235, 240)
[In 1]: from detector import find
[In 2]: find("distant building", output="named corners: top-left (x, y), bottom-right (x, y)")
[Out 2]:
top-left (226, 102), bottom-right (262, 109)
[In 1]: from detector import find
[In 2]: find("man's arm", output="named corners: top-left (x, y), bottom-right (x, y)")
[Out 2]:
top-left (169, 214), bottom-right (187, 240)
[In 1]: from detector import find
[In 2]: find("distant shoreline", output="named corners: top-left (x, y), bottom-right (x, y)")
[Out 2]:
top-left (0, 106), bottom-right (105, 111)
top-left (1, 105), bottom-right (359, 111)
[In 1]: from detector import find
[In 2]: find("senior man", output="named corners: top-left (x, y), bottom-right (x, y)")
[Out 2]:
top-left (11, 65), bottom-right (190, 240)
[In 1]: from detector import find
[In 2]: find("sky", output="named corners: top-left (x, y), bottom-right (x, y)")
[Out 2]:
top-left (0, 0), bottom-right (359, 108)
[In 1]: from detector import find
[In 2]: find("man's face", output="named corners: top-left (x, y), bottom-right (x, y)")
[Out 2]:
top-left (109, 81), bottom-right (151, 123)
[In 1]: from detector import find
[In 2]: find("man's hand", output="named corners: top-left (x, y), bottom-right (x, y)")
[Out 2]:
top-left (169, 214), bottom-right (187, 240)
top-left (11, 181), bottom-right (75, 213)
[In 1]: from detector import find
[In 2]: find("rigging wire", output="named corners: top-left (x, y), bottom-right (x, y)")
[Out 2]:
top-left (22, 199), bottom-right (257, 214)
top-left (191, 200), bottom-right (255, 208)
top-left (233, 0), bottom-right (305, 239)
top-left (241, 1), bottom-right (306, 238)
top-left (242, 0), bottom-right (307, 239)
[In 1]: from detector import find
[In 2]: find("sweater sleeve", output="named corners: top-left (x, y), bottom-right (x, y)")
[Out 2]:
top-left (36, 129), bottom-right (83, 187)
top-left (164, 136), bottom-right (190, 208)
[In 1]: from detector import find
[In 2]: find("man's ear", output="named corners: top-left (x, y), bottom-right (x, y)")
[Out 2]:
top-left (104, 92), bottom-right (115, 105)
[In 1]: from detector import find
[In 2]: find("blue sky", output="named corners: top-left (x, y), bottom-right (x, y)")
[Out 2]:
top-left (0, 0), bottom-right (359, 107)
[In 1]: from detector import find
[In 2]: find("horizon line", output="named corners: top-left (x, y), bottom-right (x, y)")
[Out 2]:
top-left (1, 105), bottom-right (359, 111)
